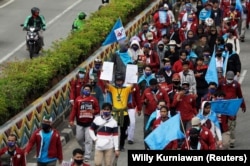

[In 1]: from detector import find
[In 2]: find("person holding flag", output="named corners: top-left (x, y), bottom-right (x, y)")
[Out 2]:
top-left (218, 70), bottom-right (246, 148)
top-left (197, 101), bottom-right (223, 149)
top-left (181, 117), bottom-right (216, 150)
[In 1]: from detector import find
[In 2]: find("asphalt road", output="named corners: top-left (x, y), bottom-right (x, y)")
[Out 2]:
top-left (0, 0), bottom-right (101, 63)
top-left (0, 0), bottom-right (249, 165)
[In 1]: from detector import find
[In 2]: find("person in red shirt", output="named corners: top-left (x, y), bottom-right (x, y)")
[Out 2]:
top-left (127, 84), bottom-right (142, 144)
top-left (0, 134), bottom-right (26, 166)
top-left (141, 78), bottom-right (170, 149)
top-left (218, 71), bottom-right (246, 148)
top-left (69, 84), bottom-right (100, 162)
top-left (70, 68), bottom-right (88, 105)
top-left (172, 50), bottom-right (194, 73)
top-left (179, 13), bottom-right (198, 42)
top-left (172, 83), bottom-right (197, 132)
top-left (152, 106), bottom-right (178, 150)
top-left (225, 4), bottom-right (241, 30)
top-left (182, 117), bottom-right (216, 150)
top-left (142, 43), bottom-right (160, 73)
top-left (25, 114), bottom-right (63, 165)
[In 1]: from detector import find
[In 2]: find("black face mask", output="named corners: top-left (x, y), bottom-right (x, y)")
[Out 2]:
top-left (172, 81), bottom-right (180, 85)
top-left (158, 46), bottom-right (164, 51)
top-left (74, 159), bottom-right (83, 165)
top-left (216, 53), bottom-right (222, 57)
top-left (189, 128), bottom-right (200, 149)
top-left (42, 123), bottom-right (51, 133)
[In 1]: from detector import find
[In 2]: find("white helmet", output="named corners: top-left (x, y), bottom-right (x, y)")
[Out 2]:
top-left (205, 18), bottom-right (214, 26)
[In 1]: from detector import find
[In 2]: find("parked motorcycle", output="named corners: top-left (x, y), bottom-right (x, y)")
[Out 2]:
top-left (20, 24), bottom-right (42, 59)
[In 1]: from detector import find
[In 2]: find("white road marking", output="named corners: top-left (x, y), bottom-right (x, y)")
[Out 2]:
top-left (239, 70), bottom-right (247, 84)
top-left (0, 0), bottom-right (83, 64)
top-left (0, 0), bottom-right (14, 8)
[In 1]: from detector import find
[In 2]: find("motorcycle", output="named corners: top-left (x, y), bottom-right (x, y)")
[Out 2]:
top-left (20, 24), bottom-right (42, 59)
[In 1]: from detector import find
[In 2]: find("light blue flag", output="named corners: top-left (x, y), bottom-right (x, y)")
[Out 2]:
top-left (210, 99), bottom-right (243, 116)
top-left (102, 18), bottom-right (126, 46)
top-left (205, 47), bottom-right (218, 85)
top-left (144, 113), bottom-right (185, 150)
top-left (235, 0), bottom-right (243, 13)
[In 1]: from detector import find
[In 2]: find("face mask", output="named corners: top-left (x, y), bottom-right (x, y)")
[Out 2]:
top-left (83, 90), bottom-right (90, 96)
top-left (79, 73), bottom-right (85, 79)
top-left (226, 79), bottom-right (233, 84)
top-left (170, 46), bottom-right (175, 49)
top-left (7, 142), bottom-right (15, 148)
top-left (74, 159), bottom-right (83, 165)
top-left (161, 116), bottom-right (168, 121)
top-left (186, 8), bottom-right (191, 12)
top-left (172, 81), bottom-right (180, 85)
top-left (151, 88), bottom-right (158, 93)
top-left (209, 88), bottom-right (216, 94)
top-left (216, 53), bottom-right (222, 57)
top-left (95, 64), bottom-right (101, 70)
top-left (164, 66), bottom-right (171, 71)
top-left (132, 45), bottom-right (139, 51)
top-left (192, 126), bottom-right (200, 131)
top-left (185, 89), bottom-right (189, 94)
top-left (143, 30), bottom-right (148, 33)
top-left (230, 7), bottom-right (235, 11)
top-left (145, 72), bottom-right (152, 76)
top-left (42, 123), bottom-right (51, 132)
top-left (187, 18), bottom-right (193, 22)
top-left (158, 46), bottom-right (164, 51)
top-left (103, 111), bottom-right (111, 117)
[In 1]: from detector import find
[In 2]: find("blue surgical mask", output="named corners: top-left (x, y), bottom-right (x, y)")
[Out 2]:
top-left (83, 90), bottom-right (90, 96)
top-left (209, 88), bottom-right (216, 94)
top-left (7, 142), bottom-right (15, 148)
top-left (164, 66), bottom-right (171, 71)
top-left (95, 64), bottom-right (101, 70)
top-left (132, 45), bottom-right (139, 51)
top-left (103, 112), bottom-right (111, 117)
top-left (145, 72), bottom-right (152, 76)
top-left (79, 73), bottom-right (85, 79)
top-left (187, 18), bottom-right (193, 22)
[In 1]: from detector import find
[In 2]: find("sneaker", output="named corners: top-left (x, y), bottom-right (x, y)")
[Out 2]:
top-left (120, 147), bottom-right (125, 152)
top-left (128, 140), bottom-right (134, 144)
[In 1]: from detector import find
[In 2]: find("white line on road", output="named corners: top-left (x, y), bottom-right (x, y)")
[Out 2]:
top-left (0, 0), bottom-right (14, 8)
top-left (0, 0), bottom-right (83, 64)
top-left (239, 70), bottom-right (247, 84)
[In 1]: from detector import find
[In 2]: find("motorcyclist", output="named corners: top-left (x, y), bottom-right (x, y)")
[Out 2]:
top-left (23, 7), bottom-right (46, 49)
top-left (72, 12), bottom-right (87, 31)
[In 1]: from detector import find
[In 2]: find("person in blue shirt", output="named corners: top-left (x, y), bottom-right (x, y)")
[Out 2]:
top-left (199, 2), bottom-right (213, 25)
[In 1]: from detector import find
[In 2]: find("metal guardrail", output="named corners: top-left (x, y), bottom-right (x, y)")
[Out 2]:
top-left (0, 0), bottom-right (161, 148)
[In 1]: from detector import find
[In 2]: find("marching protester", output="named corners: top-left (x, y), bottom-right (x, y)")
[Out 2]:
top-left (25, 114), bottom-right (63, 165)
top-left (69, 84), bottom-right (100, 162)
top-left (89, 103), bottom-right (120, 166)
top-left (0, 134), bottom-right (26, 166)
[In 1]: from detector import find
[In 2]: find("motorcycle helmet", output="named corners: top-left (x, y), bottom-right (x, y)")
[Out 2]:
top-left (78, 12), bottom-right (87, 20)
top-left (31, 7), bottom-right (40, 16)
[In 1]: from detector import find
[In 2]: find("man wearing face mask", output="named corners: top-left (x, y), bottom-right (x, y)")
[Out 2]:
top-left (88, 74), bottom-right (104, 109)
top-left (71, 148), bottom-right (90, 166)
top-left (218, 71), bottom-right (246, 148)
top-left (69, 85), bottom-right (100, 162)
top-left (89, 103), bottom-right (119, 166)
top-left (86, 58), bottom-right (105, 93)
top-left (201, 81), bottom-right (217, 105)
top-left (25, 114), bottom-right (63, 165)
top-left (199, 2), bottom-right (212, 25)
top-left (172, 83), bottom-right (197, 132)
top-left (150, 106), bottom-right (178, 150)
top-left (70, 68), bottom-right (88, 105)
top-left (156, 41), bottom-right (166, 68)
top-left (179, 13), bottom-right (198, 42)
top-left (178, 3), bottom-right (198, 25)
top-left (0, 134), bottom-right (26, 166)
top-left (181, 117), bottom-right (216, 150)
top-left (138, 65), bottom-right (156, 94)
top-left (164, 40), bottom-right (180, 65)
top-left (157, 58), bottom-right (176, 84)
top-left (142, 43), bottom-right (160, 73)
top-left (103, 73), bottom-right (133, 151)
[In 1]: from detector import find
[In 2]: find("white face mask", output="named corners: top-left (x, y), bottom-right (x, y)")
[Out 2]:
top-left (226, 79), bottom-right (233, 84)
top-left (79, 73), bottom-right (85, 79)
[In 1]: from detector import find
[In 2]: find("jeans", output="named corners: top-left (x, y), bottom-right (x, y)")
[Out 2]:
top-left (37, 160), bottom-right (57, 166)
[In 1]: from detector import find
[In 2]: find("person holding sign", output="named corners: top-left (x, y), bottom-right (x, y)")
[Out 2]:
top-left (69, 84), bottom-right (100, 162)
top-left (104, 72), bottom-right (133, 152)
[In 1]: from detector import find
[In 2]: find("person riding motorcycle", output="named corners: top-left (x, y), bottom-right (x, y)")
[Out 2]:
top-left (72, 12), bottom-right (87, 31)
top-left (23, 7), bottom-right (46, 49)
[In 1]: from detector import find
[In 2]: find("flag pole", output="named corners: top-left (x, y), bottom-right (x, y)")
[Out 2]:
top-left (180, 117), bottom-right (190, 150)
